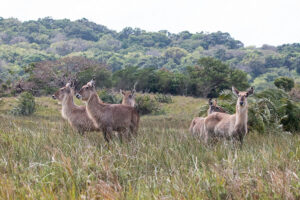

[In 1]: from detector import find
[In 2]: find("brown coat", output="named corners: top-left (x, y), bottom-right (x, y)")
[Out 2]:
top-left (53, 86), bottom-right (98, 134)
top-left (198, 87), bottom-right (254, 144)
top-left (77, 81), bottom-right (139, 142)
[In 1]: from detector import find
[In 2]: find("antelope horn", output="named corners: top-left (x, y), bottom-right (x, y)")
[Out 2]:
top-left (133, 81), bottom-right (138, 92)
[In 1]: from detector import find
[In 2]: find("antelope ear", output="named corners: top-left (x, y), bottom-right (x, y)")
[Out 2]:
top-left (213, 99), bottom-right (217, 106)
top-left (70, 81), bottom-right (75, 89)
top-left (87, 79), bottom-right (95, 87)
top-left (232, 86), bottom-right (239, 96)
top-left (246, 87), bottom-right (254, 97)
top-left (120, 89), bottom-right (124, 95)
top-left (65, 82), bottom-right (71, 88)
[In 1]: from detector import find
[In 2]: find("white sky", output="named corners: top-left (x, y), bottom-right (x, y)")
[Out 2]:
top-left (1, 0), bottom-right (299, 47)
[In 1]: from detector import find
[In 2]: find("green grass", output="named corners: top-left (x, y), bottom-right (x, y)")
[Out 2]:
top-left (0, 95), bottom-right (299, 199)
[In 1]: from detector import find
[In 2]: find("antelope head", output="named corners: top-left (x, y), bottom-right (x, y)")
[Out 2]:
top-left (208, 98), bottom-right (217, 107)
top-left (120, 81), bottom-right (137, 107)
top-left (76, 79), bottom-right (96, 101)
top-left (232, 86), bottom-right (254, 109)
top-left (120, 89), bottom-right (136, 107)
top-left (52, 82), bottom-right (73, 101)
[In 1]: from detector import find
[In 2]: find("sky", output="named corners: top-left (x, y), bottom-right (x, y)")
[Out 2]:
top-left (1, 0), bottom-right (299, 47)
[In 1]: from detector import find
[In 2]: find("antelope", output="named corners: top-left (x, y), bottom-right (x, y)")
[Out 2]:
top-left (52, 83), bottom-right (99, 134)
top-left (207, 98), bottom-right (226, 115)
top-left (120, 82), bottom-right (138, 107)
top-left (76, 79), bottom-right (140, 143)
top-left (189, 98), bottom-right (226, 137)
top-left (189, 117), bottom-right (206, 140)
top-left (201, 86), bottom-right (254, 144)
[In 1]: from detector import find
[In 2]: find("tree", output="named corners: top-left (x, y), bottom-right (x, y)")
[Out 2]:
top-left (163, 47), bottom-right (188, 64)
top-left (187, 57), bottom-right (249, 97)
top-left (274, 77), bottom-right (295, 91)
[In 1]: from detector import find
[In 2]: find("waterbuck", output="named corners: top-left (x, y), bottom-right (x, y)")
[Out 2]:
top-left (189, 117), bottom-right (206, 140)
top-left (189, 98), bottom-right (226, 137)
top-left (202, 86), bottom-right (254, 144)
top-left (120, 82), bottom-right (138, 107)
top-left (52, 83), bottom-right (99, 134)
top-left (76, 80), bottom-right (140, 143)
top-left (207, 98), bottom-right (226, 115)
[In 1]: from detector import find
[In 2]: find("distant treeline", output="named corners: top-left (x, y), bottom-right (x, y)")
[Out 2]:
top-left (0, 17), bottom-right (300, 91)
top-left (10, 56), bottom-right (248, 98)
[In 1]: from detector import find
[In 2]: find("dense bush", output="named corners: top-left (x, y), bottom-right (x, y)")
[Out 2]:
top-left (98, 89), bottom-right (121, 104)
top-left (135, 95), bottom-right (164, 115)
top-left (274, 77), bottom-right (295, 91)
top-left (10, 92), bottom-right (36, 116)
top-left (280, 99), bottom-right (300, 132)
top-left (154, 93), bottom-right (173, 103)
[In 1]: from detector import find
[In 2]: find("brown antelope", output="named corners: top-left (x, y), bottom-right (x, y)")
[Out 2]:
top-left (52, 83), bottom-right (99, 134)
top-left (120, 82), bottom-right (138, 107)
top-left (189, 98), bottom-right (226, 137)
top-left (207, 98), bottom-right (226, 115)
top-left (201, 86), bottom-right (254, 144)
top-left (189, 117), bottom-right (206, 140)
top-left (76, 79), bottom-right (140, 143)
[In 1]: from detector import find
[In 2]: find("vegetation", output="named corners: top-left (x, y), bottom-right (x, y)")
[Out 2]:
top-left (0, 17), bottom-right (300, 96)
top-left (98, 89), bottom-right (121, 104)
top-left (274, 76), bottom-right (295, 91)
top-left (154, 93), bottom-right (173, 103)
top-left (0, 95), bottom-right (299, 199)
top-left (12, 56), bottom-right (249, 97)
top-left (135, 94), bottom-right (164, 115)
top-left (10, 91), bottom-right (36, 116)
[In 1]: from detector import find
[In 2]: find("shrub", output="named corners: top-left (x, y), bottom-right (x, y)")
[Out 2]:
top-left (280, 99), bottom-right (300, 132)
top-left (289, 84), bottom-right (300, 102)
top-left (135, 95), bottom-right (164, 115)
top-left (10, 92), bottom-right (36, 116)
top-left (98, 89), bottom-right (121, 104)
top-left (154, 93), bottom-right (173, 103)
top-left (274, 77), bottom-right (295, 91)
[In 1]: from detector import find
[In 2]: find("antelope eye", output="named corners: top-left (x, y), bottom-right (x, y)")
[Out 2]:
top-left (129, 95), bottom-right (132, 98)
top-left (85, 87), bottom-right (89, 90)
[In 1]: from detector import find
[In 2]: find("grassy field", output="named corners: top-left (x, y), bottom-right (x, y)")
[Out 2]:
top-left (0, 95), bottom-right (299, 199)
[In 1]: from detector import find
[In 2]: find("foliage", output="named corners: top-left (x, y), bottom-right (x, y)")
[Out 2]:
top-left (187, 57), bottom-right (249, 97)
top-left (16, 56), bottom-right (108, 95)
top-left (98, 89), bottom-right (121, 104)
top-left (2, 17), bottom-right (300, 90)
top-left (10, 91), bottom-right (35, 115)
top-left (280, 99), bottom-right (300, 132)
top-left (154, 93), bottom-right (173, 103)
top-left (274, 77), bottom-right (295, 91)
top-left (135, 94), bottom-right (164, 115)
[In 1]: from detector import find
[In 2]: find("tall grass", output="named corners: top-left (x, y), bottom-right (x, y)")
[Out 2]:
top-left (0, 96), bottom-right (299, 199)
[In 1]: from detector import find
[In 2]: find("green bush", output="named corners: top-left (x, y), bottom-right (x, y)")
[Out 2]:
top-left (280, 99), bottom-right (300, 132)
top-left (274, 77), bottom-right (295, 91)
top-left (11, 92), bottom-right (36, 116)
top-left (154, 93), bottom-right (173, 103)
top-left (135, 95), bottom-right (164, 115)
top-left (98, 89), bottom-right (121, 104)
